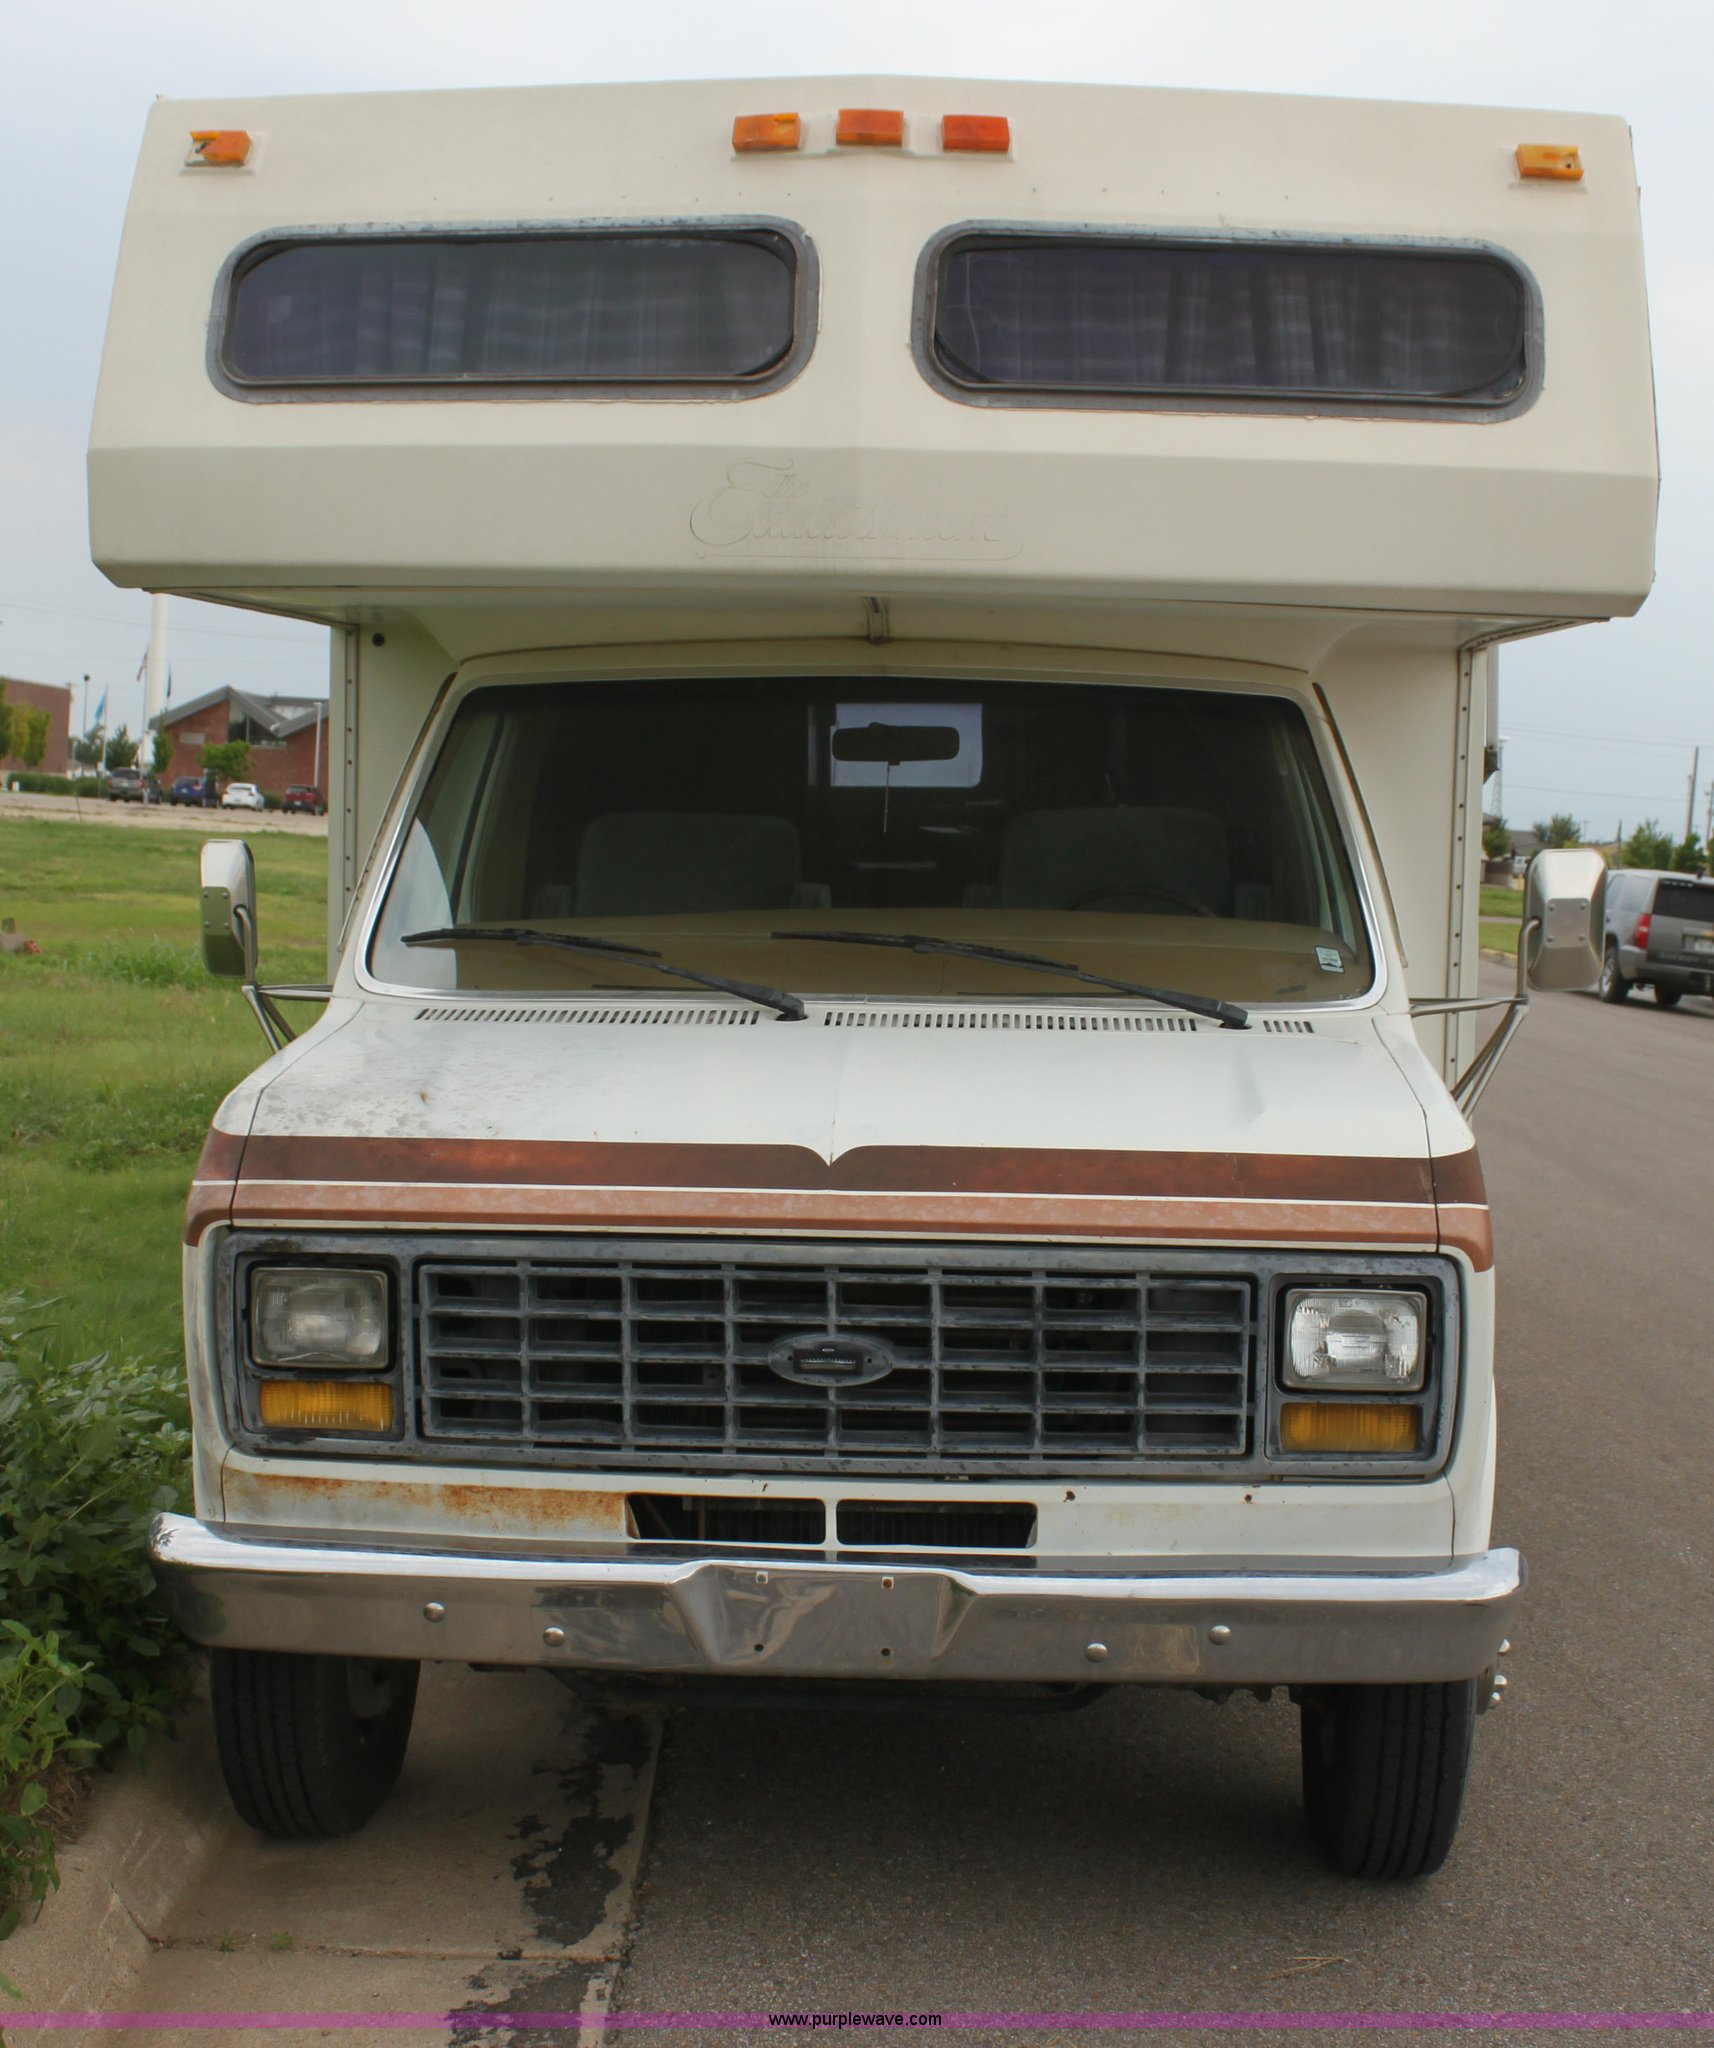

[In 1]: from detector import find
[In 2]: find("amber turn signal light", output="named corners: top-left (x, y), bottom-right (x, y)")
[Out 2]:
top-left (1515, 144), bottom-right (1582, 182)
top-left (258, 1380), bottom-right (394, 1432)
top-left (942, 114), bottom-right (1010, 154)
top-left (836, 107), bottom-right (905, 147)
top-left (733, 113), bottom-right (801, 154)
top-left (1279, 1401), bottom-right (1418, 1454)
top-left (188, 129), bottom-right (252, 167)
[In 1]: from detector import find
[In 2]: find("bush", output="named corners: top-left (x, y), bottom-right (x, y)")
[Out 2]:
top-left (2, 774), bottom-right (84, 797)
top-left (0, 1299), bottom-right (193, 1932)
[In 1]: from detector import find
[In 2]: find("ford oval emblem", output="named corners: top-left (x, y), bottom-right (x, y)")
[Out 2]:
top-left (767, 1331), bottom-right (897, 1387)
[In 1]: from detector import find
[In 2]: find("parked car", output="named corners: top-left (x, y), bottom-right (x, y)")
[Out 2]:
top-left (219, 781), bottom-right (267, 811)
top-left (170, 774), bottom-right (218, 807)
top-left (281, 784), bottom-right (326, 815)
top-left (1599, 868), bottom-right (1714, 1006)
top-left (105, 765), bottom-right (161, 803)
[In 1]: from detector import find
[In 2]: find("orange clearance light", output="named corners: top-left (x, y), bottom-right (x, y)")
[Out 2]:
top-left (942, 114), bottom-right (1011, 154)
top-left (1515, 143), bottom-right (1582, 182)
top-left (837, 107), bottom-right (906, 148)
top-left (188, 129), bottom-right (252, 167)
top-left (258, 1379), bottom-right (394, 1433)
top-left (1279, 1401), bottom-right (1418, 1455)
top-left (733, 112), bottom-right (801, 154)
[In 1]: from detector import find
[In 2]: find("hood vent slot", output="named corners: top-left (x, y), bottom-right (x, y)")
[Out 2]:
top-left (1260, 1019), bottom-right (1317, 1034)
top-left (819, 1008), bottom-right (1200, 1031)
top-left (415, 1005), bottom-right (760, 1026)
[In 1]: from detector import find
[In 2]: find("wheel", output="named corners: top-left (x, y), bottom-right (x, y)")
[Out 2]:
top-left (210, 1648), bottom-right (419, 1838)
top-left (1298, 1678), bottom-right (1475, 1879)
top-left (1597, 943), bottom-right (1630, 1003)
top-left (1654, 985), bottom-right (1682, 1009)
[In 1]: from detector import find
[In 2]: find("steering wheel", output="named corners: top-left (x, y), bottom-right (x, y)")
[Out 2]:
top-left (1062, 881), bottom-right (1219, 918)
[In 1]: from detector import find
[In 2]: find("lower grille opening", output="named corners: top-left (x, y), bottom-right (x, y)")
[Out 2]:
top-left (836, 1502), bottom-right (1037, 1550)
top-left (628, 1495), bottom-right (826, 1544)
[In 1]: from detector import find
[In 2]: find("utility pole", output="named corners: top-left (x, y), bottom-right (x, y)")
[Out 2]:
top-left (1686, 746), bottom-right (1701, 847)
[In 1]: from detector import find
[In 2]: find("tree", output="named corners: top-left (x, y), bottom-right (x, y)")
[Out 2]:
top-left (16, 706), bottom-right (51, 770)
top-left (199, 739), bottom-right (251, 786)
top-left (0, 682), bottom-right (11, 762)
top-left (1531, 812), bottom-right (1582, 849)
top-left (1671, 833), bottom-right (1705, 876)
top-left (71, 726), bottom-right (105, 770)
top-left (1481, 816), bottom-right (1512, 861)
top-left (149, 724), bottom-right (174, 776)
top-left (103, 725), bottom-right (139, 771)
top-left (1621, 819), bottom-right (1675, 869)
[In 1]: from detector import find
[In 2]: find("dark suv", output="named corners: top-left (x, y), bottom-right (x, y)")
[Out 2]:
top-left (105, 765), bottom-right (160, 803)
top-left (169, 774), bottom-right (217, 807)
top-left (1599, 868), bottom-right (1714, 1006)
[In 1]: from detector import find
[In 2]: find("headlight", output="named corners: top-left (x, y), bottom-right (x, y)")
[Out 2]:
top-left (251, 1267), bottom-right (389, 1368)
top-left (1283, 1289), bottom-right (1426, 1391)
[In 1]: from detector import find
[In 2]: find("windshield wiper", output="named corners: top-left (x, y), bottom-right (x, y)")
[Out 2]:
top-left (402, 926), bottom-right (806, 1022)
top-left (770, 930), bottom-right (1249, 1030)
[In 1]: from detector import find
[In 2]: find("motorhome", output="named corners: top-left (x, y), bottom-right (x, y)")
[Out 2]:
top-left (90, 78), bottom-right (1654, 1878)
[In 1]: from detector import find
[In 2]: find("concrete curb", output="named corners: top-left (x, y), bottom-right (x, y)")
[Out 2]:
top-left (3, 1692), bottom-right (242, 2033)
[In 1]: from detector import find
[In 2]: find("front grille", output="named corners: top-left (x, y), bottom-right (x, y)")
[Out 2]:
top-left (415, 1250), bottom-right (1255, 1473)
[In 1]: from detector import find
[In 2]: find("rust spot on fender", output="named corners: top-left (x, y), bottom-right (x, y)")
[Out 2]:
top-left (224, 1466), bottom-right (631, 1539)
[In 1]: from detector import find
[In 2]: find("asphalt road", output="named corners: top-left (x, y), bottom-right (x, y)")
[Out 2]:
top-left (616, 971), bottom-right (1714, 2038)
top-left (37, 972), bottom-right (1714, 2045)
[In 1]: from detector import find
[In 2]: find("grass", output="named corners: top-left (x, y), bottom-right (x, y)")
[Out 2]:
top-left (0, 817), bottom-right (328, 1372)
top-left (1479, 882), bottom-right (1522, 957)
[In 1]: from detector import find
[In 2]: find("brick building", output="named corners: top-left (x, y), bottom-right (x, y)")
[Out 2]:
top-left (0, 677), bottom-right (73, 776)
top-left (156, 687), bottom-right (330, 796)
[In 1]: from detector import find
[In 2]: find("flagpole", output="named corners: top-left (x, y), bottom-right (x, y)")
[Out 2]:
top-left (143, 592), bottom-right (169, 754)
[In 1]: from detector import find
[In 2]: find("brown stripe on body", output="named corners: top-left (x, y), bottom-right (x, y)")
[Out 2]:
top-left (232, 1178), bottom-right (1440, 1248)
top-left (239, 1133), bottom-right (1438, 1205)
top-left (184, 1127), bottom-right (247, 1245)
top-left (223, 1133), bottom-right (1460, 1255)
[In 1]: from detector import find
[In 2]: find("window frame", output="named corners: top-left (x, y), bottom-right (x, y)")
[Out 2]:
top-left (208, 217), bottom-right (819, 404)
top-left (912, 221), bottom-right (1543, 422)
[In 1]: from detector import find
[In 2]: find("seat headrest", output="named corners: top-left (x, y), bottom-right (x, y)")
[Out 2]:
top-left (998, 806), bottom-right (1230, 914)
top-left (575, 811), bottom-right (802, 917)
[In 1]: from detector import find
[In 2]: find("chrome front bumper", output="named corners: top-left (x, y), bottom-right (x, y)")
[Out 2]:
top-left (150, 1515), bottom-right (1522, 1687)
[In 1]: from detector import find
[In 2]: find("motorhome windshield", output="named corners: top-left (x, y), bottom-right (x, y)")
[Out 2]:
top-left (368, 677), bottom-right (1374, 1004)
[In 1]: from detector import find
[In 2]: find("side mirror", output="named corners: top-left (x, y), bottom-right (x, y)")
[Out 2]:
top-left (200, 839), bottom-right (258, 980)
top-left (1524, 847), bottom-right (1606, 991)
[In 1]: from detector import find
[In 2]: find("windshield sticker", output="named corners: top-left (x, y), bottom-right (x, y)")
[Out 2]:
top-left (1316, 946), bottom-right (1344, 973)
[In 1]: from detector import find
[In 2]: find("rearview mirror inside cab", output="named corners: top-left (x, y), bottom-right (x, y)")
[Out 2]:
top-left (1524, 848), bottom-right (1606, 991)
top-left (831, 722), bottom-right (962, 765)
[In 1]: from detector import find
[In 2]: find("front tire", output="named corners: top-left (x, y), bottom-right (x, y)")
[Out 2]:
top-left (1598, 944), bottom-right (1630, 1003)
top-left (1299, 1679), bottom-right (1475, 1879)
top-left (210, 1649), bottom-right (419, 1838)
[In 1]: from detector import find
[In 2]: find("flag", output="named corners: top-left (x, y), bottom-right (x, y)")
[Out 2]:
top-left (92, 688), bottom-right (108, 729)
top-left (135, 650), bottom-right (147, 684)
top-left (166, 667), bottom-right (173, 702)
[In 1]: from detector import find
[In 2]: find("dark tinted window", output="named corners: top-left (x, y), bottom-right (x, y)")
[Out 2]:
top-left (929, 235), bottom-right (1529, 408)
top-left (1653, 881), bottom-right (1714, 924)
top-left (226, 231), bottom-right (799, 387)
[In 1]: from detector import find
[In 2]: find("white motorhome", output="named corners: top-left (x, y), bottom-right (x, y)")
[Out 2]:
top-left (92, 78), bottom-right (1654, 1878)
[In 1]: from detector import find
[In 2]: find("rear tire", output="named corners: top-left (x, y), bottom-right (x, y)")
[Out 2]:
top-left (210, 1648), bottom-right (419, 1838)
top-left (1654, 985), bottom-right (1682, 1008)
top-left (1598, 944), bottom-right (1630, 1003)
top-left (1299, 1679), bottom-right (1475, 1879)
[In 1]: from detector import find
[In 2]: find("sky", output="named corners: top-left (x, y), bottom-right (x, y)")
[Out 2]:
top-left (3, 0), bottom-right (1709, 841)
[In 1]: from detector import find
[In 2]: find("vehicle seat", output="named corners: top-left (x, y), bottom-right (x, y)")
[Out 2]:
top-left (570, 811), bottom-right (810, 917)
top-left (994, 806), bottom-right (1231, 914)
